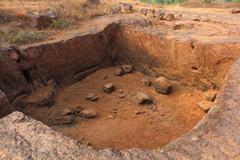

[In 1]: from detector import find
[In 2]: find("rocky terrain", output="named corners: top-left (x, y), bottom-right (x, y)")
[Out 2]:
top-left (0, 0), bottom-right (240, 159)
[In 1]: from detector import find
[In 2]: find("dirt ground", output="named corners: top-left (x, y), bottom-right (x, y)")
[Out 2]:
top-left (1, 0), bottom-right (239, 151)
top-left (22, 67), bottom-right (205, 150)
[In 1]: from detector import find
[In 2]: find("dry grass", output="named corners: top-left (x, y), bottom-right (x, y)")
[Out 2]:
top-left (0, 29), bottom-right (47, 45)
top-left (0, 0), bottom-right (113, 21)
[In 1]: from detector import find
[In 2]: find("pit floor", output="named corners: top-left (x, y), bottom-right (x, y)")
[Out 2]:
top-left (23, 67), bottom-right (206, 150)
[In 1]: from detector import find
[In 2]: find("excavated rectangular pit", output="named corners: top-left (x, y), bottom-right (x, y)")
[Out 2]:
top-left (0, 22), bottom-right (239, 150)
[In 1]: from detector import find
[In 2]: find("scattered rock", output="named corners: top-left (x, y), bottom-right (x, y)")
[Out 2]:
top-left (197, 101), bottom-right (213, 113)
top-left (80, 109), bottom-right (97, 118)
top-left (140, 8), bottom-right (148, 16)
top-left (204, 90), bottom-right (217, 102)
top-left (134, 92), bottom-right (153, 105)
top-left (61, 107), bottom-right (82, 116)
top-left (27, 10), bottom-right (58, 29)
top-left (142, 77), bottom-right (152, 87)
top-left (173, 22), bottom-right (184, 30)
top-left (146, 9), bottom-right (155, 18)
top-left (135, 110), bottom-right (146, 115)
top-left (120, 3), bottom-right (133, 13)
top-left (86, 93), bottom-right (98, 102)
top-left (163, 12), bottom-right (175, 21)
top-left (154, 77), bottom-right (172, 94)
top-left (54, 115), bottom-right (75, 125)
top-left (118, 89), bottom-right (123, 93)
top-left (154, 9), bottom-right (165, 20)
top-left (121, 65), bottom-right (133, 74)
top-left (103, 83), bottom-right (116, 94)
top-left (230, 8), bottom-right (240, 14)
top-left (61, 108), bottom-right (73, 116)
top-left (114, 67), bottom-right (124, 76)
top-left (119, 94), bottom-right (126, 99)
top-left (107, 114), bottom-right (115, 119)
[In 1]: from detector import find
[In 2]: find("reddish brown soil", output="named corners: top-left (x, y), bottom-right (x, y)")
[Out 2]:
top-left (22, 67), bottom-right (205, 150)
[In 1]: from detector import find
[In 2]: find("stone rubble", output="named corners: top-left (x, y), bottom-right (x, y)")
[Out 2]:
top-left (153, 77), bottom-right (172, 94)
top-left (103, 83), bottom-right (116, 94)
top-left (86, 93), bottom-right (98, 102)
top-left (80, 109), bottom-right (97, 119)
top-left (27, 10), bottom-right (58, 29)
top-left (134, 92), bottom-right (153, 105)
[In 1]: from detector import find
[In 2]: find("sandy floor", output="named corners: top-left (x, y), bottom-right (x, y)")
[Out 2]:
top-left (23, 67), bottom-right (205, 150)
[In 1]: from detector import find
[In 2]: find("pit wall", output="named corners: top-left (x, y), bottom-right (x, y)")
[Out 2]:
top-left (0, 24), bottom-right (117, 102)
top-left (112, 26), bottom-right (240, 91)
top-left (0, 22), bottom-right (240, 117)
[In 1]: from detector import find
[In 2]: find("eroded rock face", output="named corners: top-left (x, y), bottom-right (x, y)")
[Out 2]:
top-left (0, 90), bottom-right (14, 118)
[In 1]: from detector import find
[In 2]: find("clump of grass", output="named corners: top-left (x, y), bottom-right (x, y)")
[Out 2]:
top-left (51, 19), bottom-right (71, 29)
top-left (0, 29), bottom-right (47, 45)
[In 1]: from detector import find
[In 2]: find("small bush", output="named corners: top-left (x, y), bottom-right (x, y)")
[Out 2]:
top-left (51, 19), bottom-right (71, 29)
top-left (0, 29), bottom-right (47, 45)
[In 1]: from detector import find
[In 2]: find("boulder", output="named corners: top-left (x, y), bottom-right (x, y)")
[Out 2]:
top-left (134, 92), bottom-right (153, 105)
top-left (27, 10), bottom-right (58, 29)
top-left (80, 109), bottom-right (97, 118)
top-left (86, 93), bottom-right (98, 102)
top-left (153, 77), bottom-right (172, 94)
top-left (120, 3), bottom-right (133, 13)
top-left (103, 83), bottom-right (116, 94)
